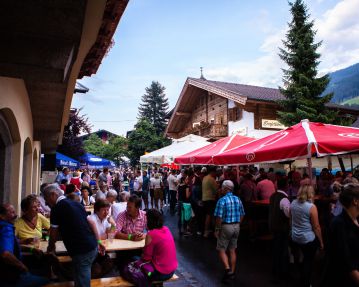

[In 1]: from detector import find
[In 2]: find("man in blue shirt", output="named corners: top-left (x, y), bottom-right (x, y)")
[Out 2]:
top-left (44, 184), bottom-right (101, 287)
top-left (214, 180), bottom-right (245, 282)
top-left (55, 167), bottom-right (70, 184)
top-left (0, 203), bottom-right (49, 287)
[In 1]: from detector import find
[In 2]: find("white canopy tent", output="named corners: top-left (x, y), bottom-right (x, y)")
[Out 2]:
top-left (140, 134), bottom-right (211, 164)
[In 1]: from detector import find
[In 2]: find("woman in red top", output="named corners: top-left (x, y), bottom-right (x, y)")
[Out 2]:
top-left (70, 171), bottom-right (82, 190)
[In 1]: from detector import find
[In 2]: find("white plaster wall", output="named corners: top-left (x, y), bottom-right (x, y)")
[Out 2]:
top-left (228, 110), bottom-right (254, 136)
top-left (0, 77), bottom-right (37, 211)
top-left (227, 103), bottom-right (280, 139)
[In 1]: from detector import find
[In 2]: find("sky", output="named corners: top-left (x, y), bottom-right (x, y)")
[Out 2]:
top-left (72, 0), bottom-right (359, 137)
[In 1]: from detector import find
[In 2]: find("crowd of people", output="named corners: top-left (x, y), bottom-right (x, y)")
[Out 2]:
top-left (123, 164), bottom-right (358, 286)
top-left (0, 166), bottom-right (179, 287)
top-left (0, 164), bottom-right (358, 287)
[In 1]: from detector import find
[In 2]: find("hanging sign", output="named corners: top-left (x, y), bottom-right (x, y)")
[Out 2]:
top-left (261, 119), bottom-right (286, 129)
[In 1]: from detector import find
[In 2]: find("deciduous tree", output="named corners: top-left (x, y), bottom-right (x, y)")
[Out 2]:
top-left (128, 119), bottom-right (170, 166)
top-left (57, 108), bottom-right (91, 160)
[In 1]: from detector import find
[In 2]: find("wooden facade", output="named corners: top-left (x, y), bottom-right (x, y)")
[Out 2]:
top-left (166, 77), bottom-right (359, 140)
top-left (180, 92), bottom-right (229, 139)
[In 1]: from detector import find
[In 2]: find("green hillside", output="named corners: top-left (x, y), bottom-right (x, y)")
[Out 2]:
top-left (323, 63), bottom-right (359, 104)
top-left (342, 96), bottom-right (359, 106)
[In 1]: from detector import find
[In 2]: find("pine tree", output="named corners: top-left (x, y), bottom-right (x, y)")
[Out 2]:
top-left (138, 81), bottom-right (169, 135)
top-left (277, 0), bottom-right (336, 126)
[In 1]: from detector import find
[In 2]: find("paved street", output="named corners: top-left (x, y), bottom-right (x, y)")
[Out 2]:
top-left (162, 205), bottom-right (295, 287)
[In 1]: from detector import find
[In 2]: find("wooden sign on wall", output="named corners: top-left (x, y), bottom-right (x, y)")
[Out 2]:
top-left (261, 119), bottom-right (286, 129)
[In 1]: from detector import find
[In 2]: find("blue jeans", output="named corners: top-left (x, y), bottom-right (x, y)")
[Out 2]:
top-left (151, 270), bottom-right (175, 282)
top-left (72, 247), bottom-right (98, 287)
top-left (2, 272), bottom-right (50, 287)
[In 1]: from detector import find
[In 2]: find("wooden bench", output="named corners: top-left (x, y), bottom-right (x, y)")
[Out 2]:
top-left (44, 274), bottom-right (179, 287)
top-left (44, 276), bottom-right (133, 287)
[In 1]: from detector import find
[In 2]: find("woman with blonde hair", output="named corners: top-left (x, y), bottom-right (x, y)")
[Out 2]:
top-left (290, 184), bottom-right (324, 287)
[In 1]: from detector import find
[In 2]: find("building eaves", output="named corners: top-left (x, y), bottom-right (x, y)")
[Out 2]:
top-left (78, 0), bottom-right (129, 78)
top-left (188, 77), bottom-right (284, 103)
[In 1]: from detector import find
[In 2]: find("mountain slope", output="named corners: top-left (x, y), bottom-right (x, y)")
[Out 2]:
top-left (323, 63), bottom-right (359, 104)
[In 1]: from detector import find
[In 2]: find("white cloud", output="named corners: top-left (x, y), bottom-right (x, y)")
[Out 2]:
top-left (204, 28), bottom-right (286, 88)
top-left (316, 0), bottom-right (359, 72)
top-left (203, 0), bottom-right (359, 87)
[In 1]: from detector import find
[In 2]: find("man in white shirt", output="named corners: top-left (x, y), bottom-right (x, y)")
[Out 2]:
top-left (167, 169), bottom-right (178, 215)
top-left (133, 170), bottom-right (143, 202)
top-left (111, 192), bottom-right (130, 221)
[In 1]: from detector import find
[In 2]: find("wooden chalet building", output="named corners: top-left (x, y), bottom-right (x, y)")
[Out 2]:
top-left (166, 77), bottom-right (359, 140)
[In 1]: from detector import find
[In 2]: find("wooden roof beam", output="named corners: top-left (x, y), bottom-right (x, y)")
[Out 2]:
top-left (175, 111), bottom-right (191, 117)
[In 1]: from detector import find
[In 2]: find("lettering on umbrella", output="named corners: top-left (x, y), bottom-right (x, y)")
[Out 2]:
top-left (338, 133), bottom-right (359, 138)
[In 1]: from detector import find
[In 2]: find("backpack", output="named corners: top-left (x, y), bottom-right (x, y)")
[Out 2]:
top-left (121, 259), bottom-right (154, 287)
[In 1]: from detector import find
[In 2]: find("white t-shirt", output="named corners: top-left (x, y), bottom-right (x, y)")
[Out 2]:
top-left (134, 176), bottom-right (143, 191)
top-left (152, 178), bottom-right (162, 189)
top-left (87, 213), bottom-right (111, 239)
top-left (112, 202), bottom-right (127, 221)
top-left (167, 174), bottom-right (178, 190)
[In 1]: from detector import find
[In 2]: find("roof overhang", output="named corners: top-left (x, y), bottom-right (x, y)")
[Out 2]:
top-left (0, 0), bottom-right (128, 153)
top-left (165, 78), bottom-right (247, 136)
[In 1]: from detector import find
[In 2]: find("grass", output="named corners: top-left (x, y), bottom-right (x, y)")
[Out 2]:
top-left (341, 96), bottom-right (359, 105)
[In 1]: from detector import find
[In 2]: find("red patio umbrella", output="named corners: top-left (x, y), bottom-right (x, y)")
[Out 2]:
top-left (174, 134), bottom-right (255, 165)
top-left (213, 119), bottom-right (359, 166)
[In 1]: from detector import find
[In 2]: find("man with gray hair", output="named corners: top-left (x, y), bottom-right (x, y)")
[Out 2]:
top-left (43, 184), bottom-right (100, 287)
top-left (111, 191), bottom-right (130, 221)
top-left (214, 180), bottom-right (245, 282)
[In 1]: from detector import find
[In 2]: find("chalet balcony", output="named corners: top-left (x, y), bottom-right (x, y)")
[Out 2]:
top-left (199, 124), bottom-right (228, 138)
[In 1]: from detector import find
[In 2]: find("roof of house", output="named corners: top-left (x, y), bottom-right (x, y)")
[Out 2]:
top-left (188, 77), bottom-right (284, 102)
top-left (352, 117), bottom-right (359, 128)
top-left (74, 82), bottom-right (89, 94)
top-left (79, 129), bottom-right (119, 140)
top-left (166, 77), bottom-right (359, 136)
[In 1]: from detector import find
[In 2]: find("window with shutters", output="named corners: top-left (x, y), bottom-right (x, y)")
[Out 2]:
top-left (228, 107), bottom-right (242, 122)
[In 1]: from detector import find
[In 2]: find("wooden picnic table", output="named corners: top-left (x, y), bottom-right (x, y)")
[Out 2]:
top-left (31, 239), bottom-right (145, 254)
top-left (84, 206), bottom-right (94, 214)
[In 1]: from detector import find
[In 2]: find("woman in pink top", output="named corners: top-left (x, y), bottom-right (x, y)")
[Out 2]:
top-left (142, 209), bottom-right (177, 282)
